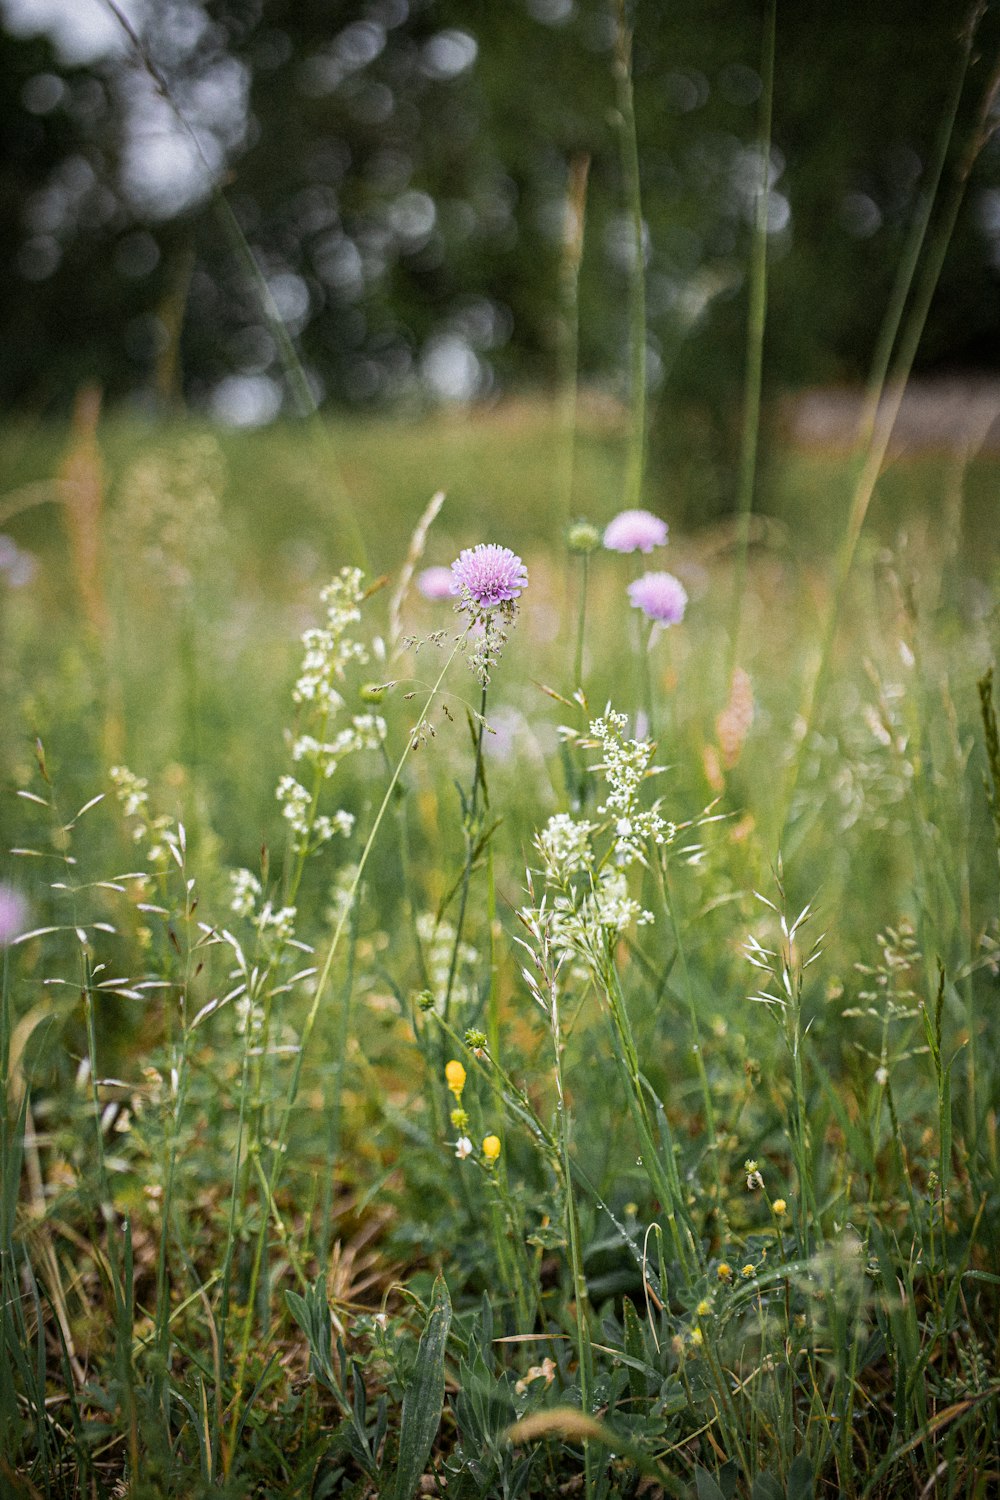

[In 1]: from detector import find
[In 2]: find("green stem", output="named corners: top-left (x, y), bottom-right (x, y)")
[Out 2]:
top-left (443, 682), bottom-right (489, 1023)
top-left (574, 553), bottom-right (589, 695)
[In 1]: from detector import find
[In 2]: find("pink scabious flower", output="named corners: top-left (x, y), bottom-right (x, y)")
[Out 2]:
top-left (0, 884), bottom-right (28, 946)
top-left (417, 565), bottom-right (455, 600)
top-left (450, 544), bottom-right (528, 611)
top-left (603, 509), bottom-right (668, 554)
top-left (627, 571), bottom-right (687, 624)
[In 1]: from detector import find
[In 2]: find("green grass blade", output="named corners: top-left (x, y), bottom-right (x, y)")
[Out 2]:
top-left (391, 1274), bottom-right (452, 1500)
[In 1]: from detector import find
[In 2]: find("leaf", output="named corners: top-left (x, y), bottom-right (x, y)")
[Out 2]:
top-left (622, 1297), bottom-right (649, 1401)
top-left (392, 1273), bottom-right (452, 1500)
top-left (751, 1472), bottom-right (784, 1500)
top-left (787, 1453), bottom-right (814, 1500)
top-left (695, 1467), bottom-right (728, 1500)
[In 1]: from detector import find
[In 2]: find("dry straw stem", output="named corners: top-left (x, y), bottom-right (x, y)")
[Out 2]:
top-left (389, 490), bottom-right (446, 655)
top-left (56, 385), bottom-right (109, 641)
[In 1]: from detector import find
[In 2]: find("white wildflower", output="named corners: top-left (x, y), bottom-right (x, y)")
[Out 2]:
top-left (537, 813), bottom-right (594, 884)
top-left (590, 712), bottom-right (671, 866)
top-left (276, 776), bottom-right (312, 837)
top-left (230, 867), bottom-right (261, 917)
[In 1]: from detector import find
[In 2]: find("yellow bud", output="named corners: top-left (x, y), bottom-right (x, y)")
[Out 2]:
top-left (482, 1134), bottom-right (501, 1164)
top-left (444, 1060), bottom-right (466, 1099)
top-left (772, 1198), bottom-right (787, 1217)
top-left (696, 1299), bottom-right (711, 1318)
top-left (716, 1262), bottom-right (733, 1282)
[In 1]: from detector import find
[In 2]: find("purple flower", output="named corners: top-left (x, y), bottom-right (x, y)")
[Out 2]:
top-left (603, 509), bottom-right (668, 554)
top-left (0, 884), bottom-right (28, 946)
top-left (417, 565), bottom-right (455, 600)
top-left (627, 571), bottom-right (687, 624)
top-left (450, 544), bottom-right (528, 611)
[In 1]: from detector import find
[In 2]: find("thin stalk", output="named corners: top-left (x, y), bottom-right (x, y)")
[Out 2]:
top-left (318, 891), bottom-right (361, 1265)
top-left (443, 682), bottom-right (489, 1023)
top-left (573, 553), bottom-right (590, 695)
top-left (727, 0), bottom-right (776, 688)
top-left (614, 0), bottom-right (647, 512)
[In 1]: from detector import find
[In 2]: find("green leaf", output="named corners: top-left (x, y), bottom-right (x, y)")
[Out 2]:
top-left (787, 1453), bottom-right (814, 1500)
top-left (392, 1273), bottom-right (452, 1500)
top-left (622, 1298), bottom-right (649, 1401)
top-left (751, 1472), bottom-right (784, 1500)
top-left (695, 1467), bottom-right (728, 1500)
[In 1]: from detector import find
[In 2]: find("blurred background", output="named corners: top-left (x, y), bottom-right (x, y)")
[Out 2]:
top-left (3, 0), bottom-right (1000, 508)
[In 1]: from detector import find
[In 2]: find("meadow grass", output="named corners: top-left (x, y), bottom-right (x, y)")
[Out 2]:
top-left (0, 398), bottom-right (998, 1499)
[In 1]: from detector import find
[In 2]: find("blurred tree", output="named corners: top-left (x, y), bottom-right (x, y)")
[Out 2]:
top-left (0, 0), bottom-right (998, 491)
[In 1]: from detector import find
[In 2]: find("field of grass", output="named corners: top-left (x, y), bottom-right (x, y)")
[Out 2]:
top-left (1, 400), bottom-right (999, 1499)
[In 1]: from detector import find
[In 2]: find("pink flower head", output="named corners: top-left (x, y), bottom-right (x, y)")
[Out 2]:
top-left (417, 565), bottom-right (455, 600)
top-left (603, 509), bottom-right (668, 554)
top-left (450, 544), bottom-right (528, 611)
top-left (0, 884), bottom-right (28, 946)
top-left (627, 571), bottom-right (687, 624)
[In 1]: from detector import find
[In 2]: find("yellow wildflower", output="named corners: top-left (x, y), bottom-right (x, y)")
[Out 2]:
top-left (696, 1299), bottom-right (711, 1318)
top-left (445, 1060), bottom-right (466, 1099)
top-left (717, 1262), bottom-right (733, 1282)
top-left (772, 1198), bottom-right (787, 1217)
top-left (482, 1134), bottom-right (501, 1164)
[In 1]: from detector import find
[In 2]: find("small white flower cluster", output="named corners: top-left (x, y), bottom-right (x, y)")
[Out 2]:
top-left (589, 869), bottom-right (650, 933)
top-left (522, 707), bottom-right (674, 972)
top-left (276, 776), bottom-right (358, 852)
top-left (256, 901), bottom-right (297, 942)
top-left (230, 867), bottom-right (261, 917)
top-left (109, 764), bottom-right (148, 823)
top-left (227, 868), bottom-right (298, 945)
top-left (291, 713), bottom-right (387, 778)
top-left (416, 911), bottom-right (479, 1011)
top-left (527, 817), bottom-right (654, 970)
top-left (109, 765), bottom-right (183, 865)
top-left (537, 812), bottom-right (594, 883)
top-left (293, 568), bottom-right (369, 710)
top-left (280, 572), bottom-right (385, 856)
top-left (591, 711), bottom-right (671, 866)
